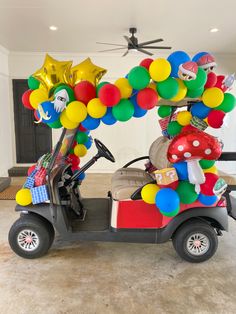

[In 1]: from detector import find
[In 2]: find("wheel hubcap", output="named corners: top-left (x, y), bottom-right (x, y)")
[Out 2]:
top-left (186, 233), bottom-right (210, 256)
top-left (17, 229), bottom-right (40, 252)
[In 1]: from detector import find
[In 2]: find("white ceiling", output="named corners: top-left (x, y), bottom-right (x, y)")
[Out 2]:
top-left (0, 0), bottom-right (236, 53)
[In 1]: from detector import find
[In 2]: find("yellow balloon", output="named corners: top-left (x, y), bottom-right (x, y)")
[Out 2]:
top-left (115, 78), bottom-right (132, 98)
top-left (60, 110), bottom-right (79, 129)
top-left (29, 89), bottom-right (48, 109)
top-left (32, 54), bottom-right (72, 93)
top-left (203, 165), bottom-right (218, 175)
top-left (66, 101), bottom-right (87, 123)
top-left (71, 58), bottom-right (107, 86)
top-left (87, 98), bottom-right (107, 118)
top-left (16, 189), bottom-right (32, 206)
top-left (141, 184), bottom-right (160, 204)
top-left (149, 58), bottom-right (171, 82)
top-left (74, 144), bottom-right (87, 157)
top-left (202, 87), bottom-right (224, 108)
top-left (171, 79), bottom-right (187, 102)
top-left (177, 111), bottom-right (192, 126)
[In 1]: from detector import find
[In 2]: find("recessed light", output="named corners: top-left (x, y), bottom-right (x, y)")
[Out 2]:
top-left (49, 25), bottom-right (58, 31)
top-left (210, 28), bottom-right (219, 33)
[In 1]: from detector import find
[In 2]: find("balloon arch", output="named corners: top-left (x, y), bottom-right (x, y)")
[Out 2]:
top-left (18, 51), bottom-right (236, 217)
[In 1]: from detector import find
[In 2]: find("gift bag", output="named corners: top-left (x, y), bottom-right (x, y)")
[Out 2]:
top-left (23, 168), bottom-right (37, 189)
top-left (31, 185), bottom-right (49, 205)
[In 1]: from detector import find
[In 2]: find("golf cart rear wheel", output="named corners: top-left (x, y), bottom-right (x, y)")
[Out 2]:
top-left (8, 214), bottom-right (54, 259)
top-left (172, 220), bottom-right (218, 263)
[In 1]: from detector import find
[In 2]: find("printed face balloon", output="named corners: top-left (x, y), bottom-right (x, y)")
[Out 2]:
top-left (178, 61), bottom-right (198, 81)
top-left (52, 89), bottom-right (69, 113)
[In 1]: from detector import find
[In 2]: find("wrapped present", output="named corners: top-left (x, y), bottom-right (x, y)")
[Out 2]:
top-left (24, 176), bottom-right (35, 189)
top-left (158, 113), bottom-right (177, 136)
top-left (154, 167), bottom-right (178, 186)
top-left (190, 116), bottom-right (208, 131)
top-left (34, 167), bottom-right (47, 187)
top-left (31, 185), bottom-right (49, 205)
top-left (41, 153), bottom-right (52, 169)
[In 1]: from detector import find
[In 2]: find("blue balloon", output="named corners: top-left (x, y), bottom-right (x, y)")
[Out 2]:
top-left (173, 162), bottom-right (188, 180)
top-left (73, 170), bottom-right (86, 181)
top-left (155, 188), bottom-right (180, 213)
top-left (190, 102), bottom-right (211, 119)
top-left (167, 51), bottom-right (190, 77)
top-left (192, 52), bottom-right (208, 63)
top-left (37, 101), bottom-right (60, 123)
top-left (84, 137), bottom-right (92, 149)
top-left (101, 107), bottom-right (117, 125)
top-left (130, 94), bottom-right (147, 118)
top-left (198, 193), bottom-right (217, 206)
top-left (81, 115), bottom-right (100, 130)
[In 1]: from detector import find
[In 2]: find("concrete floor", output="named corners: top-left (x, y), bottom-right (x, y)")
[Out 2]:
top-left (1, 174), bottom-right (236, 314)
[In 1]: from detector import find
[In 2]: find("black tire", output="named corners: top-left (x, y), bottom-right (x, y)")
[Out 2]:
top-left (8, 214), bottom-right (54, 259)
top-left (172, 220), bottom-right (218, 263)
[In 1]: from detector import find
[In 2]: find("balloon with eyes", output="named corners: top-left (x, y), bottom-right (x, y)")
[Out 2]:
top-left (178, 61), bottom-right (198, 81)
top-left (167, 127), bottom-right (222, 193)
top-left (52, 89), bottom-right (69, 113)
top-left (193, 52), bottom-right (217, 73)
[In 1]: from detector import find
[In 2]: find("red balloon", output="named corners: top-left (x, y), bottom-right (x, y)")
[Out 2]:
top-left (98, 84), bottom-right (121, 107)
top-left (34, 110), bottom-right (40, 121)
top-left (27, 164), bottom-right (36, 176)
top-left (136, 88), bottom-right (158, 110)
top-left (74, 81), bottom-right (96, 104)
top-left (207, 110), bottom-right (225, 128)
top-left (139, 58), bottom-right (154, 70)
top-left (67, 154), bottom-right (80, 168)
top-left (78, 124), bottom-right (87, 132)
top-left (200, 173), bottom-right (219, 196)
top-left (204, 72), bottom-right (217, 88)
top-left (22, 89), bottom-right (33, 110)
top-left (214, 75), bottom-right (228, 92)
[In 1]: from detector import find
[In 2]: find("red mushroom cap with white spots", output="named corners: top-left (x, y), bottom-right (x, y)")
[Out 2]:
top-left (167, 128), bottom-right (222, 163)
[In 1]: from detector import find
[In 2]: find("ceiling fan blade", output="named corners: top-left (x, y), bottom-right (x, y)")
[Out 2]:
top-left (137, 48), bottom-right (153, 56)
top-left (123, 35), bottom-right (135, 47)
top-left (98, 47), bottom-right (127, 52)
top-left (122, 50), bottom-right (129, 57)
top-left (138, 39), bottom-right (163, 46)
top-left (139, 46), bottom-right (172, 49)
top-left (96, 42), bottom-right (127, 47)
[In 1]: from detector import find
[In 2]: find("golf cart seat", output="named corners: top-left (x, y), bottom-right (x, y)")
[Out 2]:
top-left (111, 136), bottom-right (172, 200)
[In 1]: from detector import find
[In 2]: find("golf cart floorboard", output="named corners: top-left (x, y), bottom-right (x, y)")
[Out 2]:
top-left (71, 198), bottom-right (110, 232)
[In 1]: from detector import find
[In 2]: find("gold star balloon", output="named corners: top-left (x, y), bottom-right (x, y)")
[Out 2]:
top-left (71, 58), bottom-right (107, 86)
top-left (32, 54), bottom-right (73, 94)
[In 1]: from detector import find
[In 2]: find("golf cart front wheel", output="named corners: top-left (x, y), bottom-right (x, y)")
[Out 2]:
top-left (8, 214), bottom-right (54, 259)
top-left (172, 220), bottom-right (218, 263)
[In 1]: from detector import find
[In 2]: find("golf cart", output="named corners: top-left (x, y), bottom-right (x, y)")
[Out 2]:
top-left (8, 127), bottom-right (236, 263)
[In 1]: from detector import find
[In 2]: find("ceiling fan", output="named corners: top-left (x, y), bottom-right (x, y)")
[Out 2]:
top-left (96, 27), bottom-right (172, 57)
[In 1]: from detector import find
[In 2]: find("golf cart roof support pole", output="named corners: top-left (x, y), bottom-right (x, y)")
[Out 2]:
top-left (47, 128), bottom-right (67, 222)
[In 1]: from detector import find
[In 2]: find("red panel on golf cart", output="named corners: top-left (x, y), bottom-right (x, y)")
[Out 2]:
top-left (116, 199), bottom-right (220, 229)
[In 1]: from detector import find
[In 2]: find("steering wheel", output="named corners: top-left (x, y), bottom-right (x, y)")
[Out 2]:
top-left (94, 139), bottom-right (115, 163)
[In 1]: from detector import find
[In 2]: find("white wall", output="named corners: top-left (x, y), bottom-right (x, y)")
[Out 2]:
top-left (0, 45), bottom-right (13, 177)
top-left (8, 51), bottom-right (236, 173)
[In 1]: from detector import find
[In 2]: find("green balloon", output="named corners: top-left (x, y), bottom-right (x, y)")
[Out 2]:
top-left (128, 66), bottom-right (150, 90)
top-left (184, 68), bottom-right (207, 90)
top-left (187, 86), bottom-right (204, 98)
top-left (160, 206), bottom-right (180, 217)
top-left (112, 99), bottom-right (134, 122)
top-left (48, 119), bottom-right (62, 129)
top-left (199, 159), bottom-right (215, 169)
top-left (216, 93), bottom-right (236, 113)
top-left (176, 181), bottom-right (198, 204)
top-left (28, 75), bottom-right (40, 90)
top-left (156, 77), bottom-right (179, 99)
top-left (69, 148), bottom-right (74, 154)
top-left (76, 132), bottom-right (88, 144)
top-left (54, 85), bottom-right (75, 102)
top-left (96, 81), bottom-right (109, 96)
top-left (158, 105), bottom-right (172, 118)
top-left (167, 121), bottom-right (182, 136)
